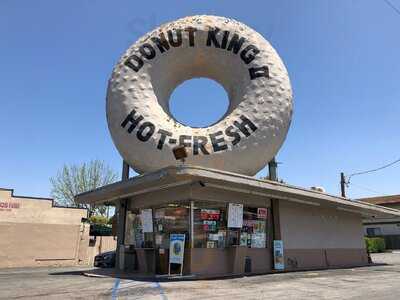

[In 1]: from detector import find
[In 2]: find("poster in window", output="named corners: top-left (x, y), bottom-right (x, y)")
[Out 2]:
top-left (228, 203), bottom-right (243, 228)
top-left (203, 220), bottom-right (217, 232)
top-left (240, 232), bottom-right (248, 246)
top-left (206, 241), bottom-right (216, 248)
top-left (200, 209), bottom-right (220, 220)
top-left (140, 209), bottom-right (153, 233)
top-left (251, 233), bottom-right (266, 248)
top-left (257, 208), bottom-right (267, 219)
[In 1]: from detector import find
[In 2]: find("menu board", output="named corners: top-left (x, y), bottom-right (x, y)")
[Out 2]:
top-left (140, 209), bottom-right (153, 233)
top-left (228, 203), bottom-right (243, 228)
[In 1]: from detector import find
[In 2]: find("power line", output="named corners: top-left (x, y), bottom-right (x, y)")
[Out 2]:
top-left (383, 0), bottom-right (400, 16)
top-left (347, 182), bottom-right (387, 196)
top-left (347, 157), bottom-right (400, 182)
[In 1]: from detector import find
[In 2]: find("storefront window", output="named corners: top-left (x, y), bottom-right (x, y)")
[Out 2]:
top-left (154, 204), bottom-right (189, 249)
top-left (193, 202), bottom-right (227, 248)
top-left (240, 207), bottom-right (267, 248)
top-left (194, 202), bottom-right (268, 249)
top-left (124, 209), bottom-right (154, 248)
top-left (125, 202), bottom-right (268, 250)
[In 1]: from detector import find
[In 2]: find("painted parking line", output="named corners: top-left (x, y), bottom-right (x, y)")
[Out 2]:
top-left (111, 279), bottom-right (167, 300)
top-left (153, 282), bottom-right (168, 300)
top-left (111, 278), bottom-right (120, 300)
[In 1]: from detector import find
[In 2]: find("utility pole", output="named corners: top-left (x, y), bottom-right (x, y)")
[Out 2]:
top-left (340, 172), bottom-right (346, 198)
top-left (268, 157), bottom-right (278, 181)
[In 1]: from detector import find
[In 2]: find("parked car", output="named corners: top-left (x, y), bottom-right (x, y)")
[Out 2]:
top-left (94, 251), bottom-right (116, 268)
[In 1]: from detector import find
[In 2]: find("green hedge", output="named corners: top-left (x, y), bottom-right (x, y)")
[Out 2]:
top-left (90, 224), bottom-right (113, 236)
top-left (365, 237), bottom-right (386, 253)
top-left (89, 215), bottom-right (109, 225)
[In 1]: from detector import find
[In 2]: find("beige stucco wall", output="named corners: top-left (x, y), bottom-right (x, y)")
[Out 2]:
top-left (86, 236), bottom-right (117, 266)
top-left (0, 189), bottom-right (89, 268)
top-left (279, 201), bottom-right (368, 270)
top-left (0, 189), bottom-right (86, 224)
top-left (127, 185), bottom-right (271, 210)
top-left (279, 200), bottom-right (365, 249)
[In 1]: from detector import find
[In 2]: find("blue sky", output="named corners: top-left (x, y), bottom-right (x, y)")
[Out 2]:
top-left (1, 0), bottom-right (399, 199)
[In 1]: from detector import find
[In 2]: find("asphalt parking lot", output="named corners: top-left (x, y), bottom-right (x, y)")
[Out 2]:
top-left (1, 253), bottom-right (400, 300)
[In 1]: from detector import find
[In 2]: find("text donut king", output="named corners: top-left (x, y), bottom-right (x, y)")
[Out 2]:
top-left (118, 27), bottom-right (273, 156)
top-left (124, 27), bottom-right (270, 81)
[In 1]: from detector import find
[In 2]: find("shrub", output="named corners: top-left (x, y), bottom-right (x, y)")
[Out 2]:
top-left (365, 237), bottom-right (386, 253)
top-left (89, 215), bottom-right (109, 225)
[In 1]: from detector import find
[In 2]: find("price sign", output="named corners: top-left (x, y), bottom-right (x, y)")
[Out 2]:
top-left (228, 203), bottom-right (243, 228)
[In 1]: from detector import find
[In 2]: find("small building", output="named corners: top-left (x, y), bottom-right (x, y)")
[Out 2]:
top-left (76, 166), bottom-right (400, 278)
top-left (359, 195), bottom-right (400, 249)
top-left (0, 187), bottom-right (118, 268)
top-left (0, 187), bottom-right (87, 268)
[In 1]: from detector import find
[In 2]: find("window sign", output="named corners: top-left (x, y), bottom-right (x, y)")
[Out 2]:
top-left (200, 209), bottom-right (220, 220)
top-left (251, 233), bottom-right (266, 248)
top-left (140, 209), bottom-right (153, 233)
top-left (203, 220), bottom-right (217, 232)
top-left (228, 203), bottom-right (243, 228)
top-left (257, 208), bottom-right (267, 219)
top-left (273, 240), bottom-right (284, 270)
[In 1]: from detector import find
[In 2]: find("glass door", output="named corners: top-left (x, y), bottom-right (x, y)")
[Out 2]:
top-left (153, 204), bottom-right (189, 274)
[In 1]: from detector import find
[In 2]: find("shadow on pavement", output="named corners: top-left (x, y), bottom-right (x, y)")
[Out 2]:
top-left (48, 262), bottom-right (389, 283)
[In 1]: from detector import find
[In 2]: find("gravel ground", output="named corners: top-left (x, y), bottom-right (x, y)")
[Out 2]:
top-left (0, 253), bottom-right (399, 300)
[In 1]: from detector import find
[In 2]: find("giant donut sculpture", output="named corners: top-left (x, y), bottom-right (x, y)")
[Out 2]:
top-left (107, 15), bottom-right (293, 176)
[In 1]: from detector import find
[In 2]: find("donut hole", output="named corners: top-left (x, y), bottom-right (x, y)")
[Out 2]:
top-left (168, 78), bottom-right (229, 128)
top-left (147, 27), bottom-right (250, 130)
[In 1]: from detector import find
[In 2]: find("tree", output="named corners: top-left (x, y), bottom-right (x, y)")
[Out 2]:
top-left (50, 160), bottom-right (118, 216)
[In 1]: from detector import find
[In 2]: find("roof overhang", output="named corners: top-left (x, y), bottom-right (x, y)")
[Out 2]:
top-left (75, 165), bottom-right (400, 218)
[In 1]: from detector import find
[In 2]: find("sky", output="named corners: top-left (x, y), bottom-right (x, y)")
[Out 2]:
top-left (1, 0), bottom-right (399, 200)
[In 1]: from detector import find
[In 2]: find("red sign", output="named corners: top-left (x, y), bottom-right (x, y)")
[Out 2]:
top-left (0, 202), bottom-right (20, 211)
top-left (257, 208), bottom-right (267, 219)
top-left (200, 209), bottom-right (220, 221)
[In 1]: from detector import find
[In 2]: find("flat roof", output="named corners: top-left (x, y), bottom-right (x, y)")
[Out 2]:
top-left (75, 165), bottom-right (400, 218)
top-left (358, 195), bottom-right (400, 205)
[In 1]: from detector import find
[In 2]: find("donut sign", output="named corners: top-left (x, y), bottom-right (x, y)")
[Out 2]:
top-left (107, 15), bottom-right (293, 175)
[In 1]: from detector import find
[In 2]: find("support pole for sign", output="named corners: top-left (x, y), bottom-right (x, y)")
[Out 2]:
top-left (268, 158), bottom-right (282, 270)
top-left (122, 160), bottom-right (130, 180)
top-left (116, 160), bottom-right (130, 271)
top-left (268, 157), bottom-right (278, 181)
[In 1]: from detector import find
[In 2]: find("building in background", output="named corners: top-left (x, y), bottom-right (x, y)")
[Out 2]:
top-left (0, 187), bottom-right (116, 268)
top-left (359, 195), bottom-right (400, 249)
